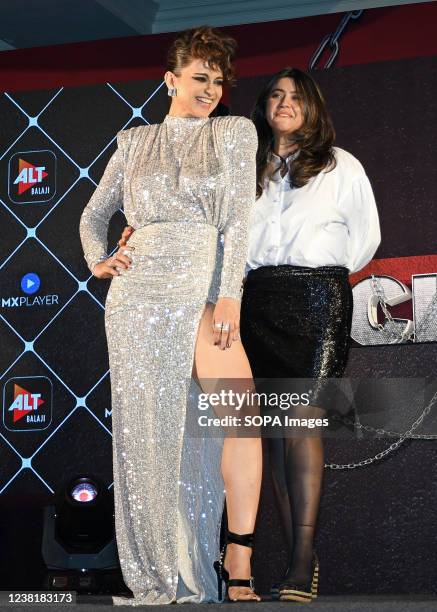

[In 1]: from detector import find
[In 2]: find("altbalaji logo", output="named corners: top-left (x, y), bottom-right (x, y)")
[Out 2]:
top-left (8, 150), bottom-right (56, 204)
top-left (3, 376), bottom-right (53, 431)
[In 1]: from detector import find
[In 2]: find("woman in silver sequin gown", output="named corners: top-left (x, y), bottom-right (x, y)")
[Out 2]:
top-left (79, 27), bottom-right (262, 605)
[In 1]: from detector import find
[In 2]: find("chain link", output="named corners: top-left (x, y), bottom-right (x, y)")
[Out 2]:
top-left (369, 274), bottom-right (437, 344)
top-left (309, 10), bottom-right (364, 70)
top-left (370, 275), bottom-right (414, 343)
top-left (325, 387), bottom-right (437, 469)
top-left (308, 14), bottom-right (437, 464)
top-left (325, 275), bottom-right (437, 468)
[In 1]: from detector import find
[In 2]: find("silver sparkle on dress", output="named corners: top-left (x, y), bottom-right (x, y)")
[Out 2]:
top-left (79, 115), bottom-right (258, 605)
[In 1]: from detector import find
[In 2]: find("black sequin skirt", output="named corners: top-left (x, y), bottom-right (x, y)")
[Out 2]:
top-left (240, 265), bottom-right (353, 380)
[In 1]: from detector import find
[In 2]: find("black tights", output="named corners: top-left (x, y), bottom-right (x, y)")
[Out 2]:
top-left (240, 265), bottom-right (353, 583)
top-left (268, 408), bottom-right (325, 583)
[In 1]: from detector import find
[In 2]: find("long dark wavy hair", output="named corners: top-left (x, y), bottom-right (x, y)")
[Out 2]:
top-left (251, 68), bottom-right (336, 198)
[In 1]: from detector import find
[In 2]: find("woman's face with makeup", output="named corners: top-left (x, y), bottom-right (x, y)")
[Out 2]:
top-left (265, 77), bottom-right (304, 135)
top-left (165, 57), bottom-right (224, 117)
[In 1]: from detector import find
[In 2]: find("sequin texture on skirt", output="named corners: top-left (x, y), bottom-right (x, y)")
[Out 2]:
top-left (240, 265), bottom-right (353, 383)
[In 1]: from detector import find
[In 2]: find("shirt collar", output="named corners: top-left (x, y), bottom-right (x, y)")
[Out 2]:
top-left (268, 149), bottom-right (300, 183)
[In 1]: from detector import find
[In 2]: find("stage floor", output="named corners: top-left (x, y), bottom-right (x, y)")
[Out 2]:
top-left (70, 594), bottom-right (437, 611)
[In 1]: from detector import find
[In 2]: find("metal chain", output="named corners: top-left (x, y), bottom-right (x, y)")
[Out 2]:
top-left (370, 275), bottom-right (414, 343)
top-left (325, 388), bottom-right (437, 469)
top-left (309, 10), bottom-right (364, 70)
top-left (370, 274), bottom-right (437, 344)
top-left (325, 275), bottom-right (437, 469)
top-left (308, 11), bottom-right (437, 464)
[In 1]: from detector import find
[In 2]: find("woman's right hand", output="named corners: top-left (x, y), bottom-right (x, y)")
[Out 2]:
top-left (92, 225), bottom-right (135, 278)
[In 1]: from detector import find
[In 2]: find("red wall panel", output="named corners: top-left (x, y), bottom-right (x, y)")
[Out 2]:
top-left (1, 2), bottom-right (437, 93)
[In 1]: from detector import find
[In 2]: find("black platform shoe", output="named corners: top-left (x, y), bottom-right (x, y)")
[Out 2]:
top-left (278, 552), bottom-right (319, 603)
top-left (213, 531), bottom-right (261, 602)
top-left (270, 581), bottom-right (281, 600)
top-left (270, 582), bottom-right (280, 600)
top-left (270, 566), bottom-right (289, 600)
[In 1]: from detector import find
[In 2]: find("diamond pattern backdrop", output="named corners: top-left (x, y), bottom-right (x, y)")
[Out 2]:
top-left (0, 79), bottom-right (168, 497)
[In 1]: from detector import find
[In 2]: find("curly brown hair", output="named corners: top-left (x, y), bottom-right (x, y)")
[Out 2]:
top-left (251, 68), bottom-right (336, 197)
top-left (166, 26), bottom-right (237, 86)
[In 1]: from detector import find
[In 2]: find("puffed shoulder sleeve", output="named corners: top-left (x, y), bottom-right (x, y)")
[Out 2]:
top-left (79, 130), bottom-right (128, 273)
top-left (341, 171), bottom-right (381, 273)
top-left (218, 117), bottom-right (258, 300)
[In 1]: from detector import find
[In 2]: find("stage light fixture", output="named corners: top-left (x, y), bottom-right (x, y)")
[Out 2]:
top-left (41, 475), bottom-right (130, 596)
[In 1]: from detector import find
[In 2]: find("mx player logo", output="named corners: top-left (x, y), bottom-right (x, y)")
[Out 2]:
top-left (8, 150), bottom-right (56, 204)
top-left (3, 376), bottom-right (52, 431)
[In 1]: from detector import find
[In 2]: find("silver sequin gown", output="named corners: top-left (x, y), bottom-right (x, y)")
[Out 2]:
top-left (79, 115), bottom-right (258, 605)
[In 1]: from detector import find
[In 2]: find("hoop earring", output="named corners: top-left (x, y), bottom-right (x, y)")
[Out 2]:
top-left (167, 87), bottom-right (177, 97)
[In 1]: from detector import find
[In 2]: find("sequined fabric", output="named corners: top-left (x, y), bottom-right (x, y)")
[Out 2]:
top-left (240, 265), bottom-right (353, 383)
top-left (79, 115), bottom-right (258, 605)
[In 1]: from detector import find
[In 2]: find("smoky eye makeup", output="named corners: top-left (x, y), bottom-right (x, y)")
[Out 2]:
top-left (193, 75), bottom-right (223, 85)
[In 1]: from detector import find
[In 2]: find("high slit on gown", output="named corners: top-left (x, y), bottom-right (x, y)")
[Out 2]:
top-left (79, 115), bottom-right (258, 605)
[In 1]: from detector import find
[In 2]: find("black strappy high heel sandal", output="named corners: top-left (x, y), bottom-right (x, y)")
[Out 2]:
top-left (213, 531), bottom-right (260, 602)
top-left (278, 551), bottom-right (319, 603)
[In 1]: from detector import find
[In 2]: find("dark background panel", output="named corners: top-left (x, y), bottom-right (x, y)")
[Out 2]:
top-left (231, 55), bottom-right (437, 260)
top-left (0, 57), bottom-right (436, 596)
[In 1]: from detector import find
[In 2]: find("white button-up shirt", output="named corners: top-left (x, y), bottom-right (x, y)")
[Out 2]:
top-left (246, 147), bottom-right (381, 275)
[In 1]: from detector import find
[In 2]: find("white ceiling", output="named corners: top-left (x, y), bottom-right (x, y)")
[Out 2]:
top-left (0, 0), bottom-right (432, 52)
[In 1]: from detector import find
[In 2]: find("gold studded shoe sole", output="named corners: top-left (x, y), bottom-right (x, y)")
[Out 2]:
top-left (279, 559), bottom-right (319, 603)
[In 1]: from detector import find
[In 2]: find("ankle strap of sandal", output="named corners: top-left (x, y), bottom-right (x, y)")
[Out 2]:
top-left (226, 531), bottom-right (254, 548)
top-left (228, 577), bottom-right (255, 590)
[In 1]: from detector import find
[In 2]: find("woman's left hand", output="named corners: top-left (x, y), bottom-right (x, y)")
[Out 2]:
top-left (212, 297), bottom-right (241, 350)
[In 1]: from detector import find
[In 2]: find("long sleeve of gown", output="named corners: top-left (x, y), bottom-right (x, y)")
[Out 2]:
top-left (79, 132), bottom-right (126, 273)
top-left (218, 117), bottom-right (258, 301)
top-left (341, 172), bottom-right (381, 273)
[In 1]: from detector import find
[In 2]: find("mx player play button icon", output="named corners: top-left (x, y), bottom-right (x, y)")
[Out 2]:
top-left (21, 272), bottom-right (41, 295)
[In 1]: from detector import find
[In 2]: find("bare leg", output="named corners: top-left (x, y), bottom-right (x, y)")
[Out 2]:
top-left (192, 303), bottom-right (262, 601)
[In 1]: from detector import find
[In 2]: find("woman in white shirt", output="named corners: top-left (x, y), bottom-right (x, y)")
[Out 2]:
top-left (240, 67), bottom-right (380, 603)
